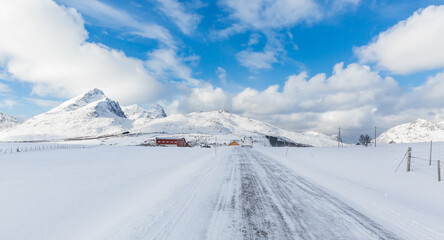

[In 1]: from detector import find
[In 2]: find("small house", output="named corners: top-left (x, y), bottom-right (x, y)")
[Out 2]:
top-left (156, 137), bottom-right (189, 147)
top-left (228, 140), bottom-right (240, 146)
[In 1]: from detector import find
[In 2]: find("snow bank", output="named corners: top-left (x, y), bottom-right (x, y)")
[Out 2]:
top-left (0, 146), bottom-right (222, 240)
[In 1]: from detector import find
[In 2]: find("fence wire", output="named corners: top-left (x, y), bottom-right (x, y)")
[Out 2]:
top-left (396, 145), bottom-right (443, 182)
top-left (0, 144), bottom-right (90, 155)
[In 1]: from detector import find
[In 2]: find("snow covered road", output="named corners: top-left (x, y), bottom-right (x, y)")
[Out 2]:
top-left (207, 148), bottom-right (399, 239)
top-left (0, 145), bottom-right (418, 239)
top-left (130, 147), bottom-right (400, 239)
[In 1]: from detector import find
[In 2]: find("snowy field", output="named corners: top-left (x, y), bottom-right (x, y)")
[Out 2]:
top-left (0, 143), bottom-right (443, 239)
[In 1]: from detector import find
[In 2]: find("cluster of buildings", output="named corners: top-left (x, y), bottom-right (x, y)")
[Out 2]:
top-left (154, 136), bottom-right (254, 148)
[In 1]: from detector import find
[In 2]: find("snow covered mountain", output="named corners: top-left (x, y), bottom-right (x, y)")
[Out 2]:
top-left (122, 104), bottom-right (166, 120)
top-left (377, 119), bottom-right (444, 143)
top-left (0, 89), bottom-right (336, 146)
top-left (0, 112), bottom-right (20, 130)
top-left (0, 89), bottom-right (130, 140)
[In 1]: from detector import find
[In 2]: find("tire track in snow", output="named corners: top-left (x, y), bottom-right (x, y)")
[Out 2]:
top-left (208, 148), bottom-right (401, 240)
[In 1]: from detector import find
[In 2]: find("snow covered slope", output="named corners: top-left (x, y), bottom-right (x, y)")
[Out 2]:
top-left (378, 119), bottom-right (444, 143)
top-left (122, 104), bottom-right (166, 120)
top-left (0, 112), bottom-right (20, 130)
top-left (133, 110), bottom-right (337, 147)
top-left (0, 89), bottom-right (130, 140)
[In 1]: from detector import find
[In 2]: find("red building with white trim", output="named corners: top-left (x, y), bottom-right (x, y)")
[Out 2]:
top-left (155, 137), bottom-right (189, 147)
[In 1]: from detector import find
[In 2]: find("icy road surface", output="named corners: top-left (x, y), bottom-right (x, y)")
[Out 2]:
top-left (142, 147), bottom-right (399, 240)
top-left (207, 148), bottom-right (399, 240)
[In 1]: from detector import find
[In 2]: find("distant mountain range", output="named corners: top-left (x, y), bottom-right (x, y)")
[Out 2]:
top-left (0, 89), bottom-right (337, 146)
top-left (377, 119), bottom-right (444, 143)
top-left (4, 90), bottom-right (444, 145)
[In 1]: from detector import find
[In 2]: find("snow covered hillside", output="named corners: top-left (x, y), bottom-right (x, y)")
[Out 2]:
top-left (0, 112), bottom-right (19, 130)
top-left (378, 119), bottom-right (444, 143)
top-left (0, 89), bottom-right (336, 146)
top-left (0, 89), bottom-right (130, 140)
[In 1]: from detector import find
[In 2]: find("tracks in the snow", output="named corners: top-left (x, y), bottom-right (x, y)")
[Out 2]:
top-left (146, 147), bottom-right (401, 240)
top-left (208, 148), bottom-right (401, 240)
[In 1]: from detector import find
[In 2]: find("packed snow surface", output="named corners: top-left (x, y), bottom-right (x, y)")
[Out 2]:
top-left (378, 119), bottom-right (444, 143)
top-left (1, 143), bottom-right (443, 239)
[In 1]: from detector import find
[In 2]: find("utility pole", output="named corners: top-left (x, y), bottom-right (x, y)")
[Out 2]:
top-left (374, 127), bottom-right (377, 147)
top-left (338, 127), bottom-right (341, 148)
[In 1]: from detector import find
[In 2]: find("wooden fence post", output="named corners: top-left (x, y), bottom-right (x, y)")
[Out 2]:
top-left (407, 147), bottom-right (412, 172)
top-left (429, 141), bottom-right (433, 166)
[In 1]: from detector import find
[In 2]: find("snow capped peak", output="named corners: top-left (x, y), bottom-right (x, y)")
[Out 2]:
top-left (52, 88), bottom-right (106, 112)
top-left (123, 104), bottom-right (166, 120)
top-left (378, 118), bottom-right (444, 143)
top-left (85, 88), bottom-right (105, 97)
top-left (49, 88), bottom-right (126, 118)
top-left (147, 104), bottom-right (167, 118)
top-left (0, 112), bottom-right (20, 130)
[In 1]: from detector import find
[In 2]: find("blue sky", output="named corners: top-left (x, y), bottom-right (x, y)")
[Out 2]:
top-left (1, 0), bottom-right (444, 139)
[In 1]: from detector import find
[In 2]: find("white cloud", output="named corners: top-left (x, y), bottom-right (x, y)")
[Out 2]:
top-left (155, 0), bottom-right (202, 35)
top-left (329, 0), bottom-right (361, 13)
top-left (217, 0), bottom-right (320, 36)
top-left (215, 0), bottom-right (314, 70)
top-left (0, 82), bottom-right (11, 94)
top-left (216, 67), bottom-right (227, 85)
top-left (231, 62), bottom-right (400, 134)
top-left (247, 33), bottom-right (261, 46)
top-left (175, 85), bottom-right (229, 113)
top-left (356, 5), bottom-right (444, 74)
top-left (24, 98), bottom-right (62, 108)
top-left (56, 0), bottom-right (175, 47)
top-left (145, 48), bottom-right (200, 86)
top-left (0, 99), bottom-right (18, 109)
top-left (236, 33), bottom-right (284, 70)
top-left (407, 71), bottom-right (444, 109)
top-left (236, 50), bottom-right (278, 70)
top-left (0, 0), bottom-right (163, 105)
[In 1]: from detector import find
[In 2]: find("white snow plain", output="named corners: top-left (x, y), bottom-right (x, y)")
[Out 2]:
top-left (0, 143), bottom-right (443, 239)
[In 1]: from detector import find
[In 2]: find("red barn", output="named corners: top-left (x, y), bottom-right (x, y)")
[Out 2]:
top-left (155, 137), bottom-right (189, 147)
